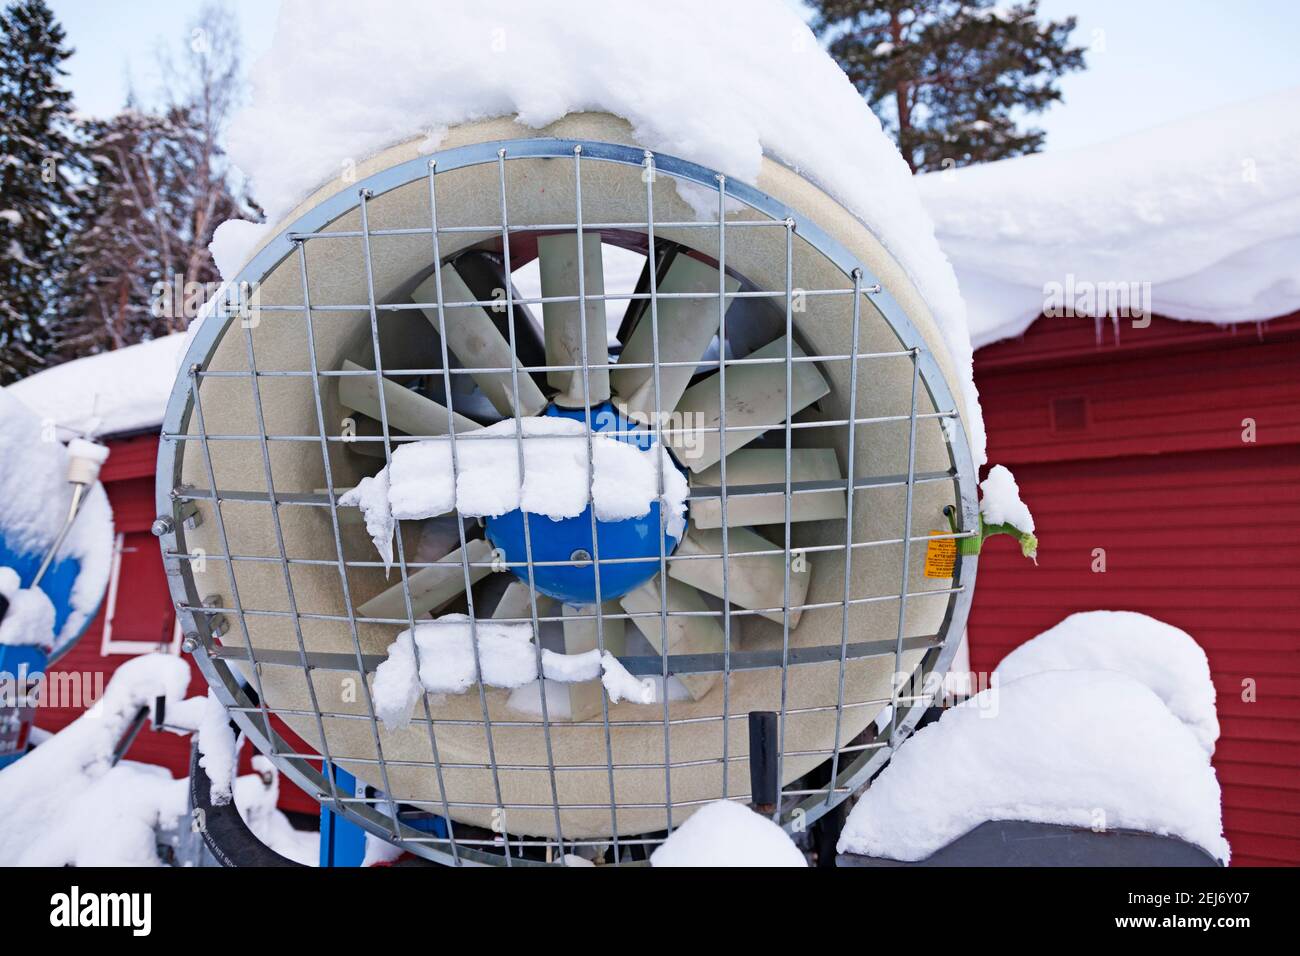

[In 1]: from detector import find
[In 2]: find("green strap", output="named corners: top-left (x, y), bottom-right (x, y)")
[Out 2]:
top-left (945, 507), bottom-right (1038, 562)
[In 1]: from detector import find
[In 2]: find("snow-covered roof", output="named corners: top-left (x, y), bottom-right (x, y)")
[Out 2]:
top-left (917, 86), bottom-right (1300, 348)
top-left (4, 332), bottom-right (186, 438)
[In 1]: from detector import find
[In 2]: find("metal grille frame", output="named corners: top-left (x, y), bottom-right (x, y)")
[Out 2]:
top-left (155, 137), bottom-right (981, 866)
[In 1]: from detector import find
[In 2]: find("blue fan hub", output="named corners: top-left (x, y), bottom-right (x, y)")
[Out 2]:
top-left (483, 403), bottom-right (685, 606)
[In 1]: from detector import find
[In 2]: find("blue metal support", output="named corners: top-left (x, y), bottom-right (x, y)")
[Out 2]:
top-left (0, 644), bottom-right (48, 770)
top-left (318, 765), bottom-right (369, 867)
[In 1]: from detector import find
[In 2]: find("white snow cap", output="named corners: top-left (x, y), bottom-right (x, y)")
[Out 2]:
top-left (341, 417), bottom-right (689, 571)
top-left (838, 669), bottom-right (1229, 863)
top-left (995, 610), bottom-right (1219, 754)
top-left (196, 690), bottom-right (239, 806)
top-left (917, 86), bottom-right (1300, 348)
top-left (226, 0), bottom-right (983, 463)
top-left (0, 567), bottom-right (55, 647)
top-left (979, 464), bottom-right (1034, 533)
top-left (371, 613), bottom-right (666, 728)
top-left (4, 332), bottom-right (187, 437)
top-left (651, 799), bottom-right (806, 867)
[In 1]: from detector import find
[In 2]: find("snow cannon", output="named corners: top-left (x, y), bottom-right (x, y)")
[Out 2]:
top-left (0, 392), bottom-right (114, 768)
top-left (157, 113), bottom-right (980, 864)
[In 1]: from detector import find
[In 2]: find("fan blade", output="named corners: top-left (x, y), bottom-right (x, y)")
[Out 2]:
top-left (668, 526), bottom-right (811, 628)
top-left (538, 233), bottom-right (610, 408)
top-left (447, 251), bottom-right (548, 382)
top-left (412, 265), bottom-right (547, 417)
top-left (357, 537), bottom-right (495, 621)
top-left (491, 580), bottom-right (540, 621)
top-left (611, 250), bottom-right (739, 422)
top-left (620, 576), bottom-right (721, 701)
top-left (337, 360), bottom-right (481, 437)
top-left (558, 602), bottom-right (626, 721)
top-left (689, 448), bottom-right (846, 529)
top-left (666, 336), bottom-right (830, 472)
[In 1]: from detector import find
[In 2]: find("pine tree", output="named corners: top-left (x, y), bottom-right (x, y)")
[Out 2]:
top-left (0, 0), bottom-right (85, 383)
top-left (810, 0), bottom-right (1086, 173)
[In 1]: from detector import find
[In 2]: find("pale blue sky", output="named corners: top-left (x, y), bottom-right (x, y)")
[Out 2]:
top-left (48, 0), bottom-right (1300, 153)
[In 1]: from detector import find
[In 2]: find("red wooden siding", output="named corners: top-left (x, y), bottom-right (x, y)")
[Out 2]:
top-left (969, 312), bottom-right (1300, 866)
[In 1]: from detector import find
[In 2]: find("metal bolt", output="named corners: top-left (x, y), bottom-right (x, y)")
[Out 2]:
top-left (181, 634), bottom-right (200, 654)
top-left (151, 515), bottom-right (175, 537)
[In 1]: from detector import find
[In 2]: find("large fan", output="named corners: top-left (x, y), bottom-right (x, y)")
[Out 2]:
top-left (158, 113), bottom-right (978, 863)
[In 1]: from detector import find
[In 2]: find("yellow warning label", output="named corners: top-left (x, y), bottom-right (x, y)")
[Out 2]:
top-left (924, 531), bottom-right (956, 578)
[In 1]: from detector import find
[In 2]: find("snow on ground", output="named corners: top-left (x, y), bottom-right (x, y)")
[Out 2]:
top-left (651, 799), bottom-right (806, 867)
top-left (224, 0), bottom-right (984, 465)
top-left (0, 390), bottom-right (114, 651)
top-left (996, 611), bottom-right (1220, 755)
top-left (4, 332), bottom-right (187, 438)
top-left (917, 86), bottom-right (1300, 348)
top-left (838, 669), bottom-right (1229, 863)
top-left (342, 417), bottom-right (689, 571)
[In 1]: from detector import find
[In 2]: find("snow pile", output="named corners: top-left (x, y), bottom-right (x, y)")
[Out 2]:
top-left (372, 613), bottom-right (658, 727)
top-left (210, 219), bottom-right (272, 282)
top-left (4, 332), bottom-right (187, 437)
top-left (599, 652), bottom-right (655, 705)
top-left (410, 615), bottom-right (538, 694)
top-left (917, 86), bottom-right (1300, 347)
top-left (651, 799), bottom-right (806, 867)
top-left (996, 611), bottom-right (1219, 754)
top-left (0, 390), bottom-right (114, 651)
top-left (0, 654), bottom-right (193, 865)
top-left (341, 417), bottom-right (689, 571)
top-left (979, 464), bottom-right (1034, 533)
top-left (225, 0), bottom-right (983, 464)
top-left (373, 629), bottom-right (425, 731)
top-left (195, 691), bottom-right (239, 805)
top-left (838, 669), bottom-right (1229, 863)
top-left (0, 567), bottom-right (55, 647)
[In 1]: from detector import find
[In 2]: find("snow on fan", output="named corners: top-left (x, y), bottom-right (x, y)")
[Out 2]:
top-left (156, 0), bottom-right (985, 863)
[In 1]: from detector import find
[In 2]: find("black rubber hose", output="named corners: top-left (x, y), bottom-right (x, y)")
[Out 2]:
top-left (188, 740), bottom-right (305, 868)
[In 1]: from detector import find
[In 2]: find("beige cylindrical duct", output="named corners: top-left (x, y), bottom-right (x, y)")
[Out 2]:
top-left (167, 113), bottom-right (974, 843)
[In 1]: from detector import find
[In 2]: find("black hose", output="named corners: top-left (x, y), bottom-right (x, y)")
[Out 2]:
top-left (188, 740), bottom-right (305, 868)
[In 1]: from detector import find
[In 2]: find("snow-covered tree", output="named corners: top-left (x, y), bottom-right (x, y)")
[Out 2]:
top-left (0, 0), bottom-right (85, 382)
top-left (56, 3), bottom-right (259, 357)
top-left (810, 0), bottom-right (1086, 172)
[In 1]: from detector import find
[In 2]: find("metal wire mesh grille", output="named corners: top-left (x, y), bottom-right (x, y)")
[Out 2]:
top-left (156, 137), bottom-right (979, 865)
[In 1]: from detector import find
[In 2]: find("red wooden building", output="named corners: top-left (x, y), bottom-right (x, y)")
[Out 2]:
top-left (968, 310), bottom-right (1300, 866)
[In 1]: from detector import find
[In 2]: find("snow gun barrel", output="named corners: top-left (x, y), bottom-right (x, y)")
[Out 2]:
top-left (30, 439), bottom-right (109, 589)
